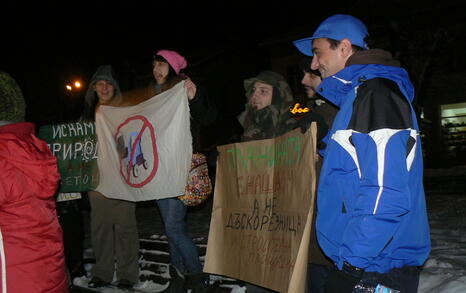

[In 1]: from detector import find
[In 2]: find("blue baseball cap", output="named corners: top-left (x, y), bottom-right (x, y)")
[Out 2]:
top-left (293, 14), bottom-right (369, 56)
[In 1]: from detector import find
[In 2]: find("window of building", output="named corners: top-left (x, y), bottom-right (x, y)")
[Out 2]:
top-left (441, 102), bottom-right (466, 164)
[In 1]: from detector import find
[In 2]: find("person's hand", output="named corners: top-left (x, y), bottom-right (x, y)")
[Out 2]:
top-left (300, 122), bottom-right (310, 134)
top-left (297, 114), bottom-right (312, 134)
top-left (315, 154), bottom-right (320, 162)
top-left (184, 78), bottom-right (197, 100)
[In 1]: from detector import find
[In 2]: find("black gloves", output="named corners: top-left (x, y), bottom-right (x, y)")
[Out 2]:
top-left (324, 262), bottom-right (364, 293)
top-left (297, 111), bottom-right (329, 142)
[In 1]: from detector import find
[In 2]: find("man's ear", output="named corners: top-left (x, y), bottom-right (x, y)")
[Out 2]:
top-left (340, 38), bottom-right (354, 58)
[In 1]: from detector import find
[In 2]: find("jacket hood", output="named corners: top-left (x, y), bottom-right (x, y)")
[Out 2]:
top-left (317, 61), bottom-right (414, 108)
top-left (345, 49), bottom-right (401, 67)
top-left (84, 65), bottom-right (122, 107)
top-left (238, 71), bottom-right (296, 141)
top-left (240, 71), bottom-right (294, 122)
top-left (0, 122), bottom-right (60, 199)
top-left (0, 72), bottom-right (26, 122)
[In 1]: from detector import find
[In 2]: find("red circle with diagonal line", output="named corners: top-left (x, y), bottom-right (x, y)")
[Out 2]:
top-left (115, 115), bottom-right (158, 187)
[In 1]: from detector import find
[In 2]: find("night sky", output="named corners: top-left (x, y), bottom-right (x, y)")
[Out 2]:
top-left (2, 1), bottom-right (332, 126)
top-left (2, 0), bottom-right (466, 148)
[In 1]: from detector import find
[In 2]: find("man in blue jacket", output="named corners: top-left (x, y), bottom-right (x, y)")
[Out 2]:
top-left (294, 14), bottom-right (430, 293)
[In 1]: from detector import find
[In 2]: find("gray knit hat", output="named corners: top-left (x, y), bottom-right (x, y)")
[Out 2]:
top-left (0, 72), bottom-right (26, 122)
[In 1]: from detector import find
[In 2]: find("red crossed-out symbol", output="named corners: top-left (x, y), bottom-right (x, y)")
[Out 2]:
top-left (115, 115), bottom-right (158, 188)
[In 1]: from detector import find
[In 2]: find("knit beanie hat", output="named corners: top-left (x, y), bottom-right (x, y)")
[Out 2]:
top-left (0, 72), bottom-right (26, 122)
top-left (155, 50), bottom-right (188, 75)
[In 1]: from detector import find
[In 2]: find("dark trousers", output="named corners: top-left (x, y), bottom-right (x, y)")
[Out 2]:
top-left (326, 264), bottom-right (420, 293)
top-left (354, 266), bottom-right (420, 293)
top-left (307, 263), bottom-right (331, 293)
top-left (89, 191), bottom-right (140, 283)
top-left (57, 199), bottom-right (86, 279)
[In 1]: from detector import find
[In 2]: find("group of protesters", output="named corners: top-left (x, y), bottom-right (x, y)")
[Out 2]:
top-left (0, 13), bottom-right (430, 293)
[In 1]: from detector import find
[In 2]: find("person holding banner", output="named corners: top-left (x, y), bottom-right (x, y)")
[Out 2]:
top-left (148, 49), bottom-right (216, 292)
top-left (238, 70), bottom-right (327, 143)
top-left (237, 70), bottom-right (328, 293)
top-left (82, 65), bottom-right (140, 290)
top-left (296, 57), bottom-right (337, 293)
top-left (293, 14), bottom-right (430, 292)
top-left (0, 72), bottom-right (69, 292)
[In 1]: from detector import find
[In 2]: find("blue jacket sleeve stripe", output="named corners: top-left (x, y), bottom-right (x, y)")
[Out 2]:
top-left (406, 129), bottom-right (417, 171)
top-left (335, 128), bottom-right (415, 268)
top-left (367, 128), bottom-right (405, 214)
top-left (332, 129), bottom-right (361, 178)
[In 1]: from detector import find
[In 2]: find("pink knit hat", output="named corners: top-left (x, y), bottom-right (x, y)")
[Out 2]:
top-left (155, 50), bottom-right (188, 75)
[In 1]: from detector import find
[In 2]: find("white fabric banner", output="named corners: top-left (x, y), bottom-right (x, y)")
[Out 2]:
top-left (95, 82), bottom-right (192, 201)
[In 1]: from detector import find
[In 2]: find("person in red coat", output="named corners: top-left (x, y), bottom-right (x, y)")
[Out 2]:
top-left (0, 72), bottom-right (68, 293)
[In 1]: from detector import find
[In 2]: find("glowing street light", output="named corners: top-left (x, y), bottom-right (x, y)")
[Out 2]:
top-left (65, 80), bottom-right (83, 92)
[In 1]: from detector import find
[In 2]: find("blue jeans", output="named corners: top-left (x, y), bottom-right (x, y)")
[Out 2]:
top-left (156, 197), bottom-right (202, 274)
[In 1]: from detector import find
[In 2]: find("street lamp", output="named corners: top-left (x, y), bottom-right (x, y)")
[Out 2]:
top-left (66, 80), bottom-right (82, 91)
top-left (64, 79), bottom-right (84, 122)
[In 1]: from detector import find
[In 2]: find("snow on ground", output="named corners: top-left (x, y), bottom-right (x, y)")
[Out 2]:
top-left (76, 201), bottom-right (245, 292)
top-left (76, 167), bottom-right (466, 292)
top-left (419, 167), bottom-right (466, 293)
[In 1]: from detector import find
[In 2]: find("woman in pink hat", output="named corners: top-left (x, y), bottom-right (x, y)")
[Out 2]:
top-left (151, 49), bottom-right (216, 292)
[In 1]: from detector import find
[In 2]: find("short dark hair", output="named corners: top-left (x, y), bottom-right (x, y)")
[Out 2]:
top-left (327, 38), bottom-right (365, 53)
top-left (299, 57), bottom-right (321, 77)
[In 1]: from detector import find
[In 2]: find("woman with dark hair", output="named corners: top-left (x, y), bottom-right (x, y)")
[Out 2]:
top-left (147, 49), bottom-right (216, 292)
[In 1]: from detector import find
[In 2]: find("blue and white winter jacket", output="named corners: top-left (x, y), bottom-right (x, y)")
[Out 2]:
top-left (316, 62), bottom-right (431, 273)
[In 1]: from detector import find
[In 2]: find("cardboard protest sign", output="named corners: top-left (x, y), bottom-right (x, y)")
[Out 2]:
top-left (204, 125), bottom-right (317, 292)
top-left (38, 121), bottom-right (99, 192)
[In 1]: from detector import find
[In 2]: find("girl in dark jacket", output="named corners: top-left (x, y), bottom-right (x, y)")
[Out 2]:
top-left (145, 49), bottom-right (216, 292)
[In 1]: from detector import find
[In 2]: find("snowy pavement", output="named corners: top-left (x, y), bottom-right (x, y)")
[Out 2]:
top-left (74, 166), bottom-right (466, 293)
top-left (419, 167), bottom-right (466, 293)
top-left (419, 191), bottom-right (466, 293)
top-left (75, 199), bottom-right (246, 292)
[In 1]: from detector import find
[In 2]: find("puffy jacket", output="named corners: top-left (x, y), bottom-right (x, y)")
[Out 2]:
top-left (316, 61), bottom-right (431, 273)
top-left (0, 122), bottom-right (68, 293)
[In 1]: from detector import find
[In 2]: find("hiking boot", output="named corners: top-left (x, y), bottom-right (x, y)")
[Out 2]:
top-left (88, 276), bottom-right (110, 288)
top-left (191, 280), bottom-right (214, 293)
top-left (162, 264), bottom-right (186, 293)
top-left (117, 279), bottom-right (135, 290)
top-left (70, 265), bottom-right (86, 280)
top-left (186, 272), bottom-right (212, 293)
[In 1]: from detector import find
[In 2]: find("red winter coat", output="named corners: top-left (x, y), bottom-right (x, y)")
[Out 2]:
top-left (0, 122), bottom-right (68, 293)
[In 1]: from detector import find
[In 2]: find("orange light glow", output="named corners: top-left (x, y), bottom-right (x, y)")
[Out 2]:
top-left (290, 103), bottom-right (310, 114)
